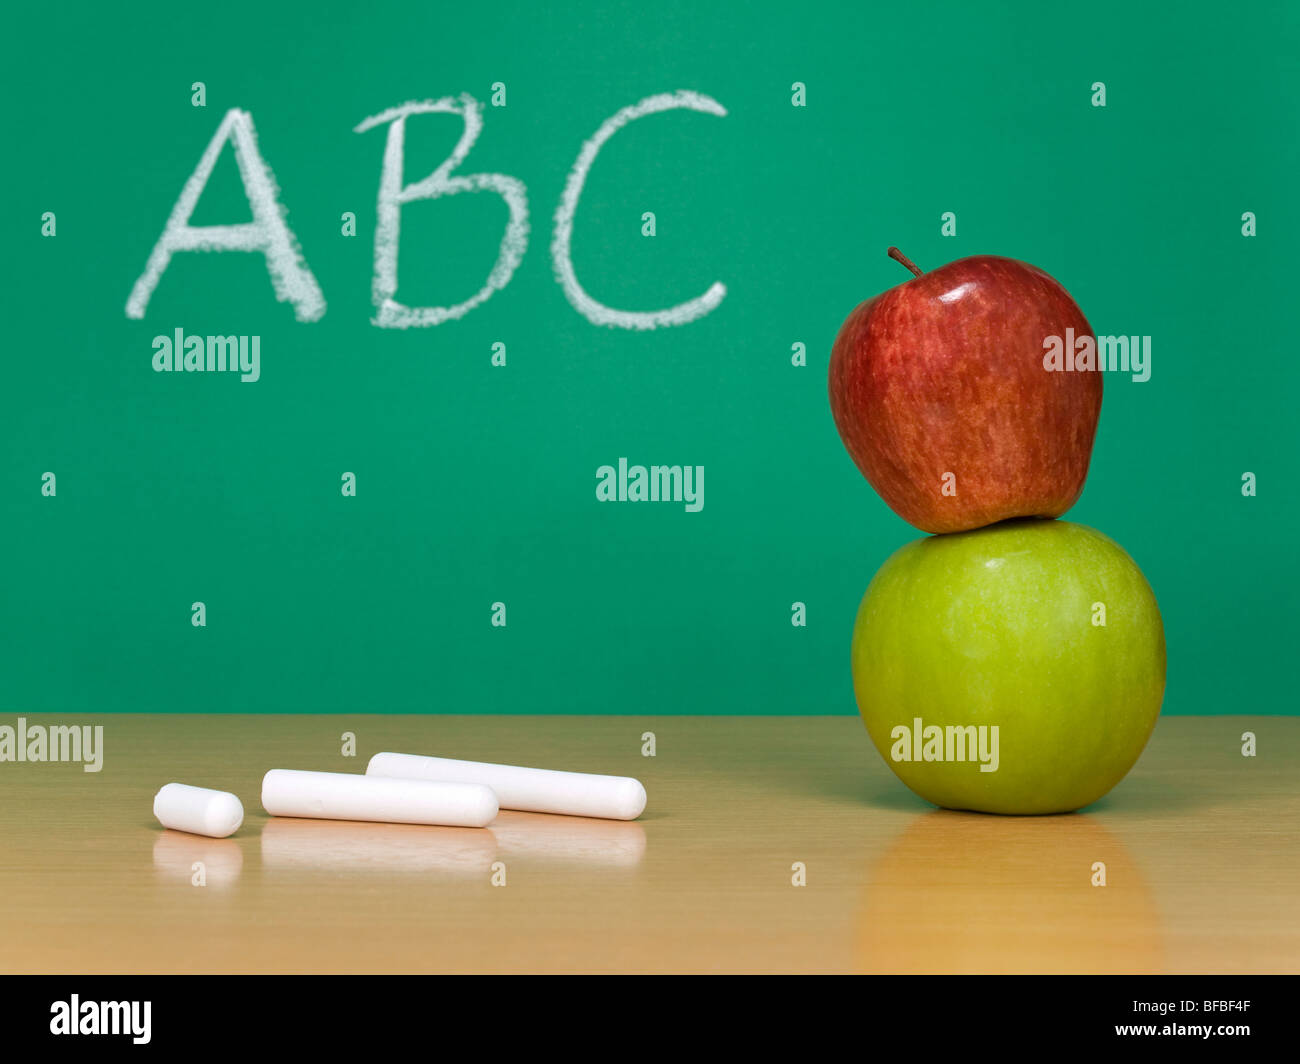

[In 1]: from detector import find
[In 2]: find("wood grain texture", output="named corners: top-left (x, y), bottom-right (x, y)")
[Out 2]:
top-left (0, 714), bottom-right (1295, 974)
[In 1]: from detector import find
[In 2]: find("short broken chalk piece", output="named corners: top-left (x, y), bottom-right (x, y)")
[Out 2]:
top-left (366, 753), bottom-right (647, 821)
top-left (153, 782), bottom-right (245, 838)
top-left (261, 769), bottom-right (498, 828)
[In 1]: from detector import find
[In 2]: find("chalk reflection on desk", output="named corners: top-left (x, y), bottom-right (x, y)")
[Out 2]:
top-left (152, 830), bottom-right (243, 888)
top-left (260, 817), bottom-right (499, 876)
top-left (488, 811), bottom-right (646, 868)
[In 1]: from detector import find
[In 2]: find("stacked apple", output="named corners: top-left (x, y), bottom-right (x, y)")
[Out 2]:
top-left (828, 249), bottom-right (1165, 814)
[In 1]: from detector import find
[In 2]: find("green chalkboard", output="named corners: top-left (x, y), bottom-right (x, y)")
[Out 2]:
top-left (3, 0), bottom-right (1297, 715)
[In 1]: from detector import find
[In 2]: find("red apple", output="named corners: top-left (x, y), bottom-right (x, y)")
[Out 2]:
top-left (828, 249), bottom-right (1102, 534)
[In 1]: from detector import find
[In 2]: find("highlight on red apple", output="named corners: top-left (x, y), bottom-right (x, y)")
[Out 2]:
top-left (828, 248), bottom-right (1102, 535)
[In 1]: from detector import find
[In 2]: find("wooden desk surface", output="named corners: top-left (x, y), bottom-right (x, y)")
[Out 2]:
top-left (1, 714), bottom-right (1296, 974)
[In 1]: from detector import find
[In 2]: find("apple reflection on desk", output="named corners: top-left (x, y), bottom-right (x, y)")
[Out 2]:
top-left (856, 810), bottom-right (1164, 974)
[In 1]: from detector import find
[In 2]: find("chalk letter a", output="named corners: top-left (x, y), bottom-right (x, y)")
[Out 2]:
top-left (126, 109), bottom-right (325, 322)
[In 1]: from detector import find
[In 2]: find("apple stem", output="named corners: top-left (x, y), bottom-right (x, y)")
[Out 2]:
top-left (888, 247), bottom-right (923, 277)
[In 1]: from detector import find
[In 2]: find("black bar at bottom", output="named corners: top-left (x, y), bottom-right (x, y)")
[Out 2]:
top-left (0, 974), bottom-right (1288, 1052)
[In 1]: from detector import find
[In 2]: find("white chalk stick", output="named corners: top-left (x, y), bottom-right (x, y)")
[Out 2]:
top-left (261, 769), bottom-right (497, 827)
top-left (366, 752), bottom-right (647, 821)
top-left (153, 782), bottom-right (244, 838)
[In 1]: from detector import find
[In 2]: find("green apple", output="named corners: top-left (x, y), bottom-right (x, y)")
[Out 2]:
top-left (851, 519), bottom-right (1165, 814)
